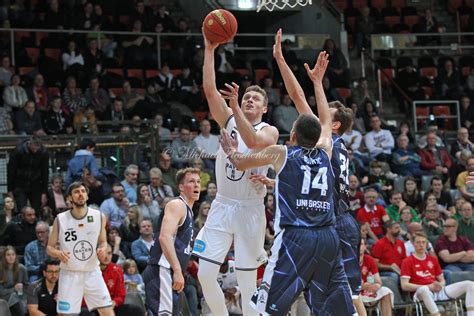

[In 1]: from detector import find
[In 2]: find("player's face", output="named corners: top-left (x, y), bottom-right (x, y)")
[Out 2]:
top-left (413, 237), bottom-right (427, 253)
top-left (44, 265), bottom-right (60, 283)
top-left (69, 186), bottom-right (88, 207)
top-left (179, 173), bottom-right (201, 202)
top-left (241, 91), bottom-right (267, 118)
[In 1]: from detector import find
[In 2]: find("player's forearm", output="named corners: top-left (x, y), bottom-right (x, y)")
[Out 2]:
top-left (47, 245), bottom-right (62, 259)
top-left (203, 48), bottom-right (218, 98)
top-left (232, 106), bottom-right (261, 149)
top-left (313, 81), bottom-right (331, 129)
top-left (159, 235), bottom-right (182, 273)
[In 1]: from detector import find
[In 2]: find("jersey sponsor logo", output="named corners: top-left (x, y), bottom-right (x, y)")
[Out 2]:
top-left (73, 240), bottom-right (94, 261)
top-left (58, 300), bottom-right (71, 311)
top-left (193, 239), bottom-right (206, 253)
top-left (225, 158), bottom-right (245, 181)
top-left (87, 216), bottom-right (94, 223)
top-left (427, 260), bottom-right (434, 269)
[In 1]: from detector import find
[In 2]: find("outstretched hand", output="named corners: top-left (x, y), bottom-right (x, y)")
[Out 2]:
top-left (219, 82), bottom-right (240, 111)
top-left (273, 28), bottom-right (283, 60)
top-left (202, 27), bottom-right (219, 50)
top-left (220, 129), bottom-right (238, 156)
top-left (304, 51), bottom-right (330, 84)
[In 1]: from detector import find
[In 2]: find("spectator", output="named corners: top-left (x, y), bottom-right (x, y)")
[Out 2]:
top-left (155, 64), bottom-right (176, 101)
top-left (121, 164), bottom-right (139, 203)
top-left (191, 158), bottom-right (211, 193)
top-left (62, 76), bottom-right (87, 113)
top-left (404, 222), bottom-right (437, 257)
top-left (158, 151), bottom-right (178, 194)
top-left (193, 119), bottom-right (219, 170)
top-left (26, 259), bottom-right (60, 316)
top-left (422, 202), bottom-right (445, 245)
top-left (392, 135), bottom-right (427, 177)
top-left (119, 204), bottom-right (142, 250)
top-left (348, 175), bottom-right (365, 215)
top-left (358, 238), bottom-right (393, 315)
top-left (24, 221), bottom-right (49, 282)
top-left (273, 94), bottom-right (299, 134)
top-left (42, 96), bottom-right (73, 135)
top-left (451, 127), bottom-right (474, 183)
top-left (74, 1), bottom-right (94, 30)
top-left (7, 137), bottom-right (49, 214)
top-left (322, 38), bottom-right (350, 87)
top-left (456, 156), bottom-right (474, 202)
top-left (94, 243), bottom-right (144, 316)
top-left (203, 182), bottom-right (217, 204)
top-left (123, 258), bottom-right (144, 294)
top-left (65, 139), bottom-right (101, 188)
top-left (0, 55), bottom-right (12, 87)
top-left (402, 177), bottom-right (423, 211)
top-left (351, 77), bottom-right (376, 107)
top-left (73, 105), bottom-right (98, 134)
top-left (460, 95), bottom-right (474, 129)
top-left (0, 246), bottom-right (27, 316)
top-left (107, 226), bottom-right (128, 266)
top-left (137, 183), bottom-right (161, 222)
top-left (355, 6), bottom-right (376, 53)
top-left (3, 206), bottom-right (37, 255)
top-left (357, 188), bottom-right (390, 238)
top-left (0, 196), bottom-right (16, 244)
top-left (131, 219), bottom-right (154, 271)
top-left (170, 125), bottom-right (198, 168)
top-left (364, 115), bottom-right (394, 162)
top-left (84, 76), bottom-right (110, 119)
top-left (401, 232), bottom-right (474, 315)
top-left (415, 9), bottom-right (440, 45)
top-left (46, 174), bottom-right (67, 216)
top-left (385, 191), bottom-right (420, 223)
top-left (84, 38), bottom-right (104, 76)
top-left (361, 160), bottom-right (393, 200)
top-left (121, 81), bottom-right (145, 116)
top-left (371, 221), bottom-right (406, 284)
top-left (0, 107), bottom-right (14, 135)
top-left (436, 218), bottom-right (474, 273)
top-left (436, 58), bottom-right (461, 100)
top-left (100, 183), bottom-right (129, 228)
top-left (417, 124), bottom-right (445, 149)
top-left (419, 131), bottom-right (453, 181)
top-left (322, 76), bottom-right (344, 103)
top-left (15, 100), bottom-right (46, 136)
top-left (194, 201), bottom-right (210, 236)
top-left (398, 206), bottom-right (417, 238)
top-left (428, 176), bottom-right (455, 213)
top-left (133, 81), bottom-right (165, 119)
top-left (342, 123), bottom-right (363, 153)
top-left (44, 0), bottom-right (67, 29)
top-left (61, 40), bottom-right (85, 71)
top-left (26, 74), bottom-right (48, 112)
top-left (3, 74), bottom-right (28, 112)
top-left (147, 167), bottom-right (174, 210)
top-left (457, 201), bottom-right (474, 245)
top-left (122, 19), bottom-right (155, 68)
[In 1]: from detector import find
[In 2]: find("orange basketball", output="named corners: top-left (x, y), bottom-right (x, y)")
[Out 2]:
top-left (203, 9), bottom-right (238, 44)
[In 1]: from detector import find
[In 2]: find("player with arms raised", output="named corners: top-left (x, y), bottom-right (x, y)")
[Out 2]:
top-left (220, 52), bottom-right (355, 315)
top-left (192, 29), bottom-right (279, 316)
top-left (47, 182), bottom-right (114, 316)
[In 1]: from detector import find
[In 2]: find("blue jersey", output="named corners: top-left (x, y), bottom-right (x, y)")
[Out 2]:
top-left (148, 196), bottom-right (194, 272)
top-left (332, 134), bottom-right (351, 216)
top-left (274, 146), bottom-right (335, 234)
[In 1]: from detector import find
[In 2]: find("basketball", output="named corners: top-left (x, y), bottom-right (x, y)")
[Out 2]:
top-left (203, 9), bottom-right (238, 44)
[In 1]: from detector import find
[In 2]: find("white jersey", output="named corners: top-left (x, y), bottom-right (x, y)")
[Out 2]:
top-left (216, 116), bottom-right (269, 200)
top-left (57, 207), bottom-right (102, 272)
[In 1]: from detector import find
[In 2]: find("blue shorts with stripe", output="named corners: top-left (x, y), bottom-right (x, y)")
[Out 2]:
top-left (251, 226), bottom-right (355, 316)
top-left (143, 264), bottom-right (181, 316)
top-left (336, 212), bottom-right (362, 296)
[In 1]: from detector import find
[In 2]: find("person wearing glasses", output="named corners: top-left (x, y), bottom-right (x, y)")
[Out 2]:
top-left (24, 222), bottom-right (50, 282)
top-left (100, 183), bottom-right (129, 228)
top-left (27, 259), bottom-right (60, 316)
top-left (356, 188), bottom-right (390, 239)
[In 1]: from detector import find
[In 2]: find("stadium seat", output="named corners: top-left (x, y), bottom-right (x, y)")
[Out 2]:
top-left (109, 88), bottom-right (123, 97)
top-left (254, 68), bottom-right (270, 85)
top-left (353, 0), bottom-right (368, 10)
top-left (336, 88), bottom-right (351, 100)
top-left (419, 67), bottom-right (438, 79)
top-left (333, 0), bottom-right (347, 12)
top-left (18, 67), bottom-right (34, 75)
top-left (35, 32), bottom-right (47, 46)
top-left (462, 66), bottom-right (471, 77)
top-left (145, 69), bottom-right (159, 79)
top-left (380, 276), bottom-right (416, 313)
top-left (396, 56), bottom-right (413, 69)
top-left (44, 48), bottom-right (61, 62)
top-left (418, 56), bottom-right (436, 68)
top-left (25, 47), bottom-right (40, 65)
top-left (394, 176), bottom-right (406, 192)
top-left (421, 175), bottom-right (434, 192)
top-left (433, 105), bottom-right (452, 129)
top-left (119, 15), bottom-right (130, 26)
top-left (170, 69), bottom-right (182, 77)
top-left (235, 68), bottom-right (251, 77)
top-left (392, 0), bottom-right (406, 12)
top-left (126, 69), bottom-right (144, 80)
top-left (404, 15), bottom-right (420, 31)
top-left (371, 0), bottom-right (387, 12)
top-left (48, 87), bottom-right (60, 97)
top-left (448, 0), bottom-right (463, 14)
top-left (379, 68), bottom-right (395, 86)
top-left (384, 16), bottom-right (401, 29)
top-left (124, 292), bottom-right (145, 314)
top-left (468, 0), bottom-right (474, 9)
top-left (416, 106), bottom-right (429, 130)
top-left (105, 68), bottom-right (125, 77)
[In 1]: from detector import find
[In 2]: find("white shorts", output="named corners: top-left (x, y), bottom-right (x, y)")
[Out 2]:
top-left (192, 194), bottom-right (267, 269)
top-left (57, 268), bottom-right (112, 314)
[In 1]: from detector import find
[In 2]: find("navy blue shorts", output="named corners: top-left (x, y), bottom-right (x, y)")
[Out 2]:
top-left (251, 226), bottom-right (355, 316)
top-left (143, 264), bottom-right (181, 316)
top-left (336, 212), bottom-right (362, 296)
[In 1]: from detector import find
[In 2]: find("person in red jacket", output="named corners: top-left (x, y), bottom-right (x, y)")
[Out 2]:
top-left (401, 231), bottom-right (474, 316)
top-left (356, 188), bottom-right (390, 238)
top-left (418, 131), bottom-right (452, 182)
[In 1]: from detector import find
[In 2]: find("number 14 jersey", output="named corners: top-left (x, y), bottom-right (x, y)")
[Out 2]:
top-left (274, 146), bottom-right (335, 234)
top-left (57, 207), bottom-right (102, 272)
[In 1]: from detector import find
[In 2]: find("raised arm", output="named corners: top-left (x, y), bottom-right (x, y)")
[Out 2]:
top-left (202, 29), bottom-right (232, 128)
top-left (220, 82), bottom-right (279, 150)
top-left (273, 29), bottom-right (311, 115)
top-left (304, 51), bottom-right (332, 156)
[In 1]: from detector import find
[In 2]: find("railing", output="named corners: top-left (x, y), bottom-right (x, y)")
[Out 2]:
top-left (412, 100), bottom-right (460, 133)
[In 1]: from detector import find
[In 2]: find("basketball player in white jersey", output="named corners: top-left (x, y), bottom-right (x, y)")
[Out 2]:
top-left (47, 181), bottom-right (114, 316)
top-left (192, 30), bottom-right (279, 316)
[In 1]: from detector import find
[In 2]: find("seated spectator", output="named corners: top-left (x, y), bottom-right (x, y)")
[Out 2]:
top-left (26, 74), bottom-right (48, 112)
top-left (121, 81), bottom-right (144, 116)
top-left (3, 206), bottom-right (37, 255)
top-left (137, 184), bottom-right (161, 222)
top-left (417, 124), bottom-right (445, 149)
top-left (119, 204), bottom-right (142, 250)
top-left (191, 158), bottom-right (211, 193)
top-left (42, 96), bottom-right (73, 135)
top-left (402, 176), bottom-right (423, 212)
top-left (0, 195), bottom-right (16, 244)
top-left (351, 77), bottom-right (376, 107)
top-left (349, 175), bottom-right (365, 215)
top-left (422, 202), bottom-right (445, 245)
top-left (450, 127), bottom-right (473, 183)
top-left (27, 259), bottom-right (60, 316)
top-left (405, 222), bottom-right (437, 257)
top-left (194, 201), bottom-right (210, 237)
top-left (401, 232), bottom-right (474, 315)
top-left (457, 201), bottom-right (474, 244)
top-left (322, 38), bottom-right (350, 87)
top-left (65, 139), bottom-right (101, 188)
top-left (0, 55), bottom-right (13, 87)
top-left (456, 156), bottom-right (474, 202)
top-left (399, 206), bottom-right (418, 238)
top-left (361, 161), bottom-right (394, 200)
top-left (147, 167), bottom-right (174, 210)
top-left (392, 135), bottom-right (427, 177)
top-left (273, 94), bottom-right (299, 134)
top-left (436, 218), bottom-right (474, 274)
top-left (155, 64), bottom-right (176, 101)
top-left (371, 220), bottom-right (406, 284)
top-left (0, 246), bottom-right (27, 316)
top-left (386, 191), bottom-right (420, 223)
top-left (348, 101), bottom-right (366, 132)
top-left (359, 238), bottom-right (393, 315)
top-left (3, 74), bottom-right (28, 112)
top-left (131, 219), bottom-right (154, 271)
top-left (428, 176), bottom-right (455, 213)
top-left (342, 123), bottom-right (363, 153)
top-left (73, 105), bottom-right (98, 134)
top-left (122, 19), bottom-right (155, 68)
top-left (84, 76), bottom-right (110, 119)
top-left (104, 97), bottom-right (125, 132)
top-left (436, 58), bottom-right (462, 100)
top-left (170, 125), bottom-right (198, 168)
top-left (15, 100), bottom-right (46, 136)
top-left (0, 107), bottom-right (14, 135)
top-left (46, 174), bottom-right (67, 216)
top-left (355, 6), bottom-right (376, 53)
top-left (419, 131), bottom-right (452, 182)
top-left (123, 259), bottom-right (144, 296)
top-left (364, 115), bottom-right (394, 162)
top-left (107, 226), bottom-right (128, 266)
top-left (134, 81), bottom-right (165, 119)
top-left (203, 182), bottom-right (217, 204)
top-left (84, 38), bottom-right (104, 75)
top-left (100, 183), bottom-right (129, 228)
top-left (158, 152), bottom-right (178, 195)
top-left (24, 221), bottom-right (50, 282)
top-left (459, 95), bottom-right (474, 129)
top-left (357, 188), bottom-right (390, 239)
top-left (121, 164), bottom-right (139, 204)
top-left (62, 40), bottom-right (84, 71)
top-left (63, 76), bottom-right (87, 113)
top-left (193, 119), bottom-right (219, 171)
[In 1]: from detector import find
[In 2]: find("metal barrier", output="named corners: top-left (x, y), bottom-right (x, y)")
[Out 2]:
top-left (412, 100), bottom-right (460, 133)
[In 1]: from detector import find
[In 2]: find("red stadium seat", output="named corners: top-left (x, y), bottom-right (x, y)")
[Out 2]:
top-left (462, 66), bottom-right (471, 77)
top-left (14, 31), bottom-right (31, 42)
top-left (126, 69), bottom-right (144, 80)
top-left (105, 68), bottom-right (124, 77)
top-left (48, 87), bottom-right (60, 96)
top-left (416, 106), bottom-right (429, 129)
top-left (353, 0), bottom-right (367, 10)
top-left (235, 68), bottom-right (251, 77)
top-left (25, 47), bottom-right (40, 65)
top-left (371, 0), bottom-right (387, 12)
top-left (384, 16), bottom-right (401, 29)
top-left (170, 69), bottom-right (183, 77)
top-left (420, 67), bottom-right (438, 79)
top-left (44, 48), bottom-right (61, 62)
top-left (433, 105), bottom-right (452, 129)
top-left (448, 0), bottom-right (463, 14)
top-left (18, 67), bottom-right (34, 75)
top-left (254, 69), bottom-right (270, 84)
top-left (145, 70), bottom-right (159, 78)
top-left (404, 15), bottom-right (420, 31)
top-left (380, 68), bottom-right (395, 86)
top-left (336, 88), bottom-right (351, 100)
top-left (392, 0), bottom-right (406, 12)
top-left (109, 88), bottom-right (123, 97)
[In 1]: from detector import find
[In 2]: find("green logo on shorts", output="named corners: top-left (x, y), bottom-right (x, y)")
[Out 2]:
top-left (87, 216), bottom-right (93, 223)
